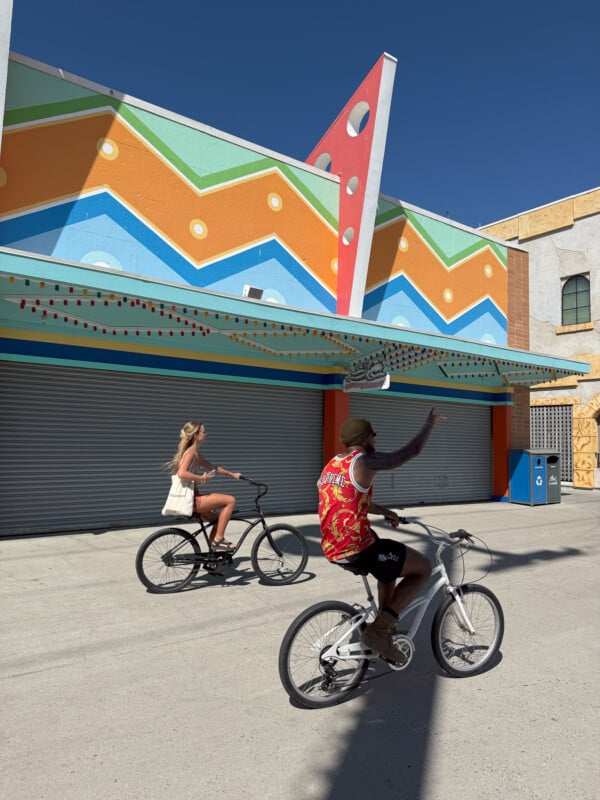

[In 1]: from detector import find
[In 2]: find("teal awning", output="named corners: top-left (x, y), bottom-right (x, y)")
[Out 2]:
top-left (0, 248), bottom-right (590, 397)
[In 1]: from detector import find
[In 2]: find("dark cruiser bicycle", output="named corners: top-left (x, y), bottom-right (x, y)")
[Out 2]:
top-left (136, 477), bottom-right (308, 592)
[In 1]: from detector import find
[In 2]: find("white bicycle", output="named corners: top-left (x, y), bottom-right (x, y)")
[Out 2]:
top-left (278, 517), bottom-right (504, 708)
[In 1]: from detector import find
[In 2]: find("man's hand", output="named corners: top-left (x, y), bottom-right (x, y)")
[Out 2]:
top-left (428, 407), bottom-right (446, 426)
top-left (383, 509), bottom-right (400, 528)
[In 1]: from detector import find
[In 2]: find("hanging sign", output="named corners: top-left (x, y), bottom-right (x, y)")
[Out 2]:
top-left (343, 359), bottom-right (390, 392)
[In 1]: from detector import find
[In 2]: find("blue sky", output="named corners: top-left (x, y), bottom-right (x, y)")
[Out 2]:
top-left (7, 0), bottom-right (600, 228)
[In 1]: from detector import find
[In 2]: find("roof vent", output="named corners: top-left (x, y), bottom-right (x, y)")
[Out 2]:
top-left (243, 285), bottom-right (264, 300)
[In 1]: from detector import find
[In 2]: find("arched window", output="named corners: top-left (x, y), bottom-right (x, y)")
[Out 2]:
top-left (562, 275), bottom-right (590, 325)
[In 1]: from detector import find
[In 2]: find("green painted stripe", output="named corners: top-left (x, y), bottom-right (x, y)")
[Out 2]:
top-left (3, 94), bottom-right (120, 125)
top-left (404, 209), bottom-right (507, 267)
top-left (374, 205), bottom-right (507, 266)
top-left (4, 95), bottom-right (338, 228)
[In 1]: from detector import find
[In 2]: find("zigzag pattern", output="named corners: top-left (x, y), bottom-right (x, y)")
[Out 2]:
top-left (0, 192), bottom-right (337, 311)
top-left (0, 104), bottom-right (338, 310)
top-left (367, 213), bottom-right (507, 331)
top-left (363, 273), bottom-right (506, 342)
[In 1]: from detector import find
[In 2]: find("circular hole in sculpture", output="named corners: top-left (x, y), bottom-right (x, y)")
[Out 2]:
top-left (346, 176), bottom-right (359, 195)
top-left (347, 102), bottom-right (370, 137)
top-left (314, 153), bottom-right (332, 172)
top-left (342, 227), bottom-right (355, 245)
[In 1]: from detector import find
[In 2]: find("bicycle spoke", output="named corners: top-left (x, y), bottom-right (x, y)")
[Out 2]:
top-left (280, 603), bottom-right (368, 707)
top-left (136, 529), bottom-right (200, 592)
top-left (252, 525), bottom-right (308, 585)
top-left (434, 587), bottom-right (503, 674)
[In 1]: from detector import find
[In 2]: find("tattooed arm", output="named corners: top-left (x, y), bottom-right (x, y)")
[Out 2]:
top-left (354, 408), bottom-right (445, 487)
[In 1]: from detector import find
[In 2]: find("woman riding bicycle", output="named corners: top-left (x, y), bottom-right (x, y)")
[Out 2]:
top-left (317, 408), bottom-right (445, 664)
top-left (166, 421), bottom-right (241, 551)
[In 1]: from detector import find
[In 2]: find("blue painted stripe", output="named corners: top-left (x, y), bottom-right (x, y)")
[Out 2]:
top-left (364, 274), bottom-right (507, 333)
top-left (0, 337), bottom-right (329, 387)
top-left (1, 337), bottom-right (511, 403)
top-left (0, 194), bottom-right (336, 311)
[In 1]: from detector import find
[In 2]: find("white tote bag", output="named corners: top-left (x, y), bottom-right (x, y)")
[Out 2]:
top-left (161, 475), bottom-right (194, 517)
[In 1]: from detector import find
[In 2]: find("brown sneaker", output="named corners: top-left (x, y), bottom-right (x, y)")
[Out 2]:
top-left (361, 610), bottom-right (407, 665)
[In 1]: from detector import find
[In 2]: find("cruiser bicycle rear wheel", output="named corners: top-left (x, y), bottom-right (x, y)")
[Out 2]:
top-left (279, 600), bottom-right (369, 708)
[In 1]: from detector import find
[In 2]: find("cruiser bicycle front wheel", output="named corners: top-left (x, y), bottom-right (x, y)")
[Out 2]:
top-left (251, 524), bottom-right (308, 585)
top-left (431, 584), bottom-right (504, 677)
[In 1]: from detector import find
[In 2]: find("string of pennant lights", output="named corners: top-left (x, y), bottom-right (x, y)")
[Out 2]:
top-left (5, 276), bottom-right (562, 383)
top-left (7, 277), bottom-right (364, 359)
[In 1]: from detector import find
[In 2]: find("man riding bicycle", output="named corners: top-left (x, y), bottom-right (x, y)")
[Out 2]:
top-left (317, 408), bottom-right (445, 665)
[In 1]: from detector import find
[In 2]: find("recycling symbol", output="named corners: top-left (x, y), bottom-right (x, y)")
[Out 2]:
top-left (535, 476), bottom-right (543, 486)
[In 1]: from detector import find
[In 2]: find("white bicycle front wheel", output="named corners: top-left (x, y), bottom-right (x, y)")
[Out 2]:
top-left (431, 584), bottom-right (504, 677)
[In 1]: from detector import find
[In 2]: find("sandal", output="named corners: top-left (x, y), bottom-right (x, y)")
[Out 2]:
top-left (211, 539), bottom-right (235, 551)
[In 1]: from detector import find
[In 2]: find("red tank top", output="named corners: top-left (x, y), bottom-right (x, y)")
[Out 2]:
top-left (318, 450), bottom-right (375, 561)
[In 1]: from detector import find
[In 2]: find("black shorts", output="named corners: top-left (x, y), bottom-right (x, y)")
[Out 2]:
top-left (338, 538), bottom-right (407, 584)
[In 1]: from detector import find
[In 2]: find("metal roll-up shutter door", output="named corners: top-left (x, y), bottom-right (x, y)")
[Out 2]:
top-left (0, 362), bottom-right (322, 535)
top-left (349, 395), bottom-right (491, 505)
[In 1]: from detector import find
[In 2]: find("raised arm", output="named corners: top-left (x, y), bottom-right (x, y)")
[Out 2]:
top-left (355, 408), bottom-right (445, 485)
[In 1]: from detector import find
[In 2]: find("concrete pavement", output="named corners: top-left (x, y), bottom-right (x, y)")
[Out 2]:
top-left (1, 489), bottom-right (599, 800)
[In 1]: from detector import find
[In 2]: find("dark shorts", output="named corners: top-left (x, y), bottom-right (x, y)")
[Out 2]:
top-left (338, 538), bottom-right (407, 584)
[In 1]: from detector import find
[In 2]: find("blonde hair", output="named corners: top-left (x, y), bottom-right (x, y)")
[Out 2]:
top-left (164, 420), bottom-right (202, 473)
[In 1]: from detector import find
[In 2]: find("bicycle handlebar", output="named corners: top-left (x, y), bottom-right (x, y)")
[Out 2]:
top-left (393, 516), bottom-right (473, 547)
top-left (238, 475), bottom-right (268, 499)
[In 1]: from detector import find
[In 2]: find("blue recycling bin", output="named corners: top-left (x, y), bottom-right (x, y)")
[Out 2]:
top-left (509, 449), bottom-right (561, 505)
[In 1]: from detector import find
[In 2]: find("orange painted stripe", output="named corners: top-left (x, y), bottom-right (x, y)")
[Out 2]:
top-left (368, 218), bottom-right (507, 317)
top-left (0, 114), bottom-right (338, 293)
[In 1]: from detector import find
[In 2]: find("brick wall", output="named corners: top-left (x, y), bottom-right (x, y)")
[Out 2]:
top-left (507, 247), bottom-right (529, 349)
top-left (507, 247), bottom-right (531, 447)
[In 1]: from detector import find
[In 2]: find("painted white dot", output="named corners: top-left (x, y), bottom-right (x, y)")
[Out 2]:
top-left (97, 138), bottom-right (119, 160)
top-left (81, 251), bottom-right (122, 270)
top-left (268, 193), bottom-right (283, 211)
top-left (398, 237), bottom-right (408, 251)
top-left (190, 219), bottom-right (208, 239)
top-left (443, 288), bottom-right (453, 303)
top-left (392, 315), bottom-right (410, 327)
top-left (331, 259), bottom-right (338, 274)
top-left (262, 288), bottom-right (285, 304)
top-left (484, 264), bottom-right (493, 278)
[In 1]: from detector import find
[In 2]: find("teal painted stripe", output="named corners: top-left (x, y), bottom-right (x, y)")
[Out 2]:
top-left (404, 209), bottom-right (508, 267)
top-left (373, 206), bottom-right (507, 265)
top-left (375, 205), bottom-right (406, 226)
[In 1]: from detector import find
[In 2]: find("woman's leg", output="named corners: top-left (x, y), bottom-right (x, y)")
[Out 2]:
top-left (194, 493), bottom-right (236, 543)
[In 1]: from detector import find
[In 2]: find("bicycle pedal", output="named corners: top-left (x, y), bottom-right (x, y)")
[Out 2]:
top-left (387, 635), bottom-right (414, 671)
top-left (205, 564), bottom-right (226, 576)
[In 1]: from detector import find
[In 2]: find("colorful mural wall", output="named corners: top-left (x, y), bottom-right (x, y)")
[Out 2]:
top-left (1, 56), bottom-right (510, 351)
top-left (365, 198), bottom-right (508, 345)
top-left (0, 57), bottom-right (340, 313)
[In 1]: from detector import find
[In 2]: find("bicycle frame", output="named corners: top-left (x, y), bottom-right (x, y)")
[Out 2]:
top-left (321, 518), bottom-right (475, 663)
top-left (162, 478), bottom-right (278, 566)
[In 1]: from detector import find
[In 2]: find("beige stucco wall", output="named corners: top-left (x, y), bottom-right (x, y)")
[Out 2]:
top-left (482, 189), bottom-right (600, 489)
